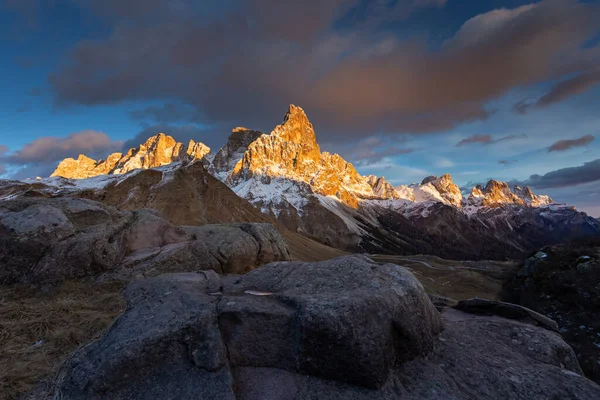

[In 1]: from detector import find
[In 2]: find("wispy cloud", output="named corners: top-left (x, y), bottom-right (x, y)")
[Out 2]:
top-left (514, 69), bottom-right (600, 113)
top-left (548, 134), bottom-right (594, 152)
top-left (456, 133), bottom-right (527, 147)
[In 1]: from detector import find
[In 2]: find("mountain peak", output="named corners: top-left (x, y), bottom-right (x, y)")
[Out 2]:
top-left (51, 133), bottom-right (211, 179)
top-left (272, 104), bottom-right (317, 147)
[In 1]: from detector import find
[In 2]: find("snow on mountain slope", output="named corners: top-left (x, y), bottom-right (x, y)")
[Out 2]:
top-left (29, 103), bottom-right (600, 260)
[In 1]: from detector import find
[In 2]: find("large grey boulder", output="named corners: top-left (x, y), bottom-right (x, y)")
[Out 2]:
top-left (54, 255), bottom-right (442, 398)
top-left (117, 223), bottom-right (291, 278)
top-left (0, 197), bottom-right (131, 284)
top-left (219, 255), bottom-right (442, 388)
top-left (53, 255), bottom-right (600, 399)
top-left (0, 197), bottom-right (290, 284)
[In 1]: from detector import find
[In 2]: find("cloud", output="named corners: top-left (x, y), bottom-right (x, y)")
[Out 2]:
top-left (456, 134), bottom-right (492, 146)
top-left (548, 134), bottom-right (594, 152)
top-left (336, 135), bottom-right (416, 166)
top-left (0, 131), bottom-right (123, 179)
top-left (498, 160), bottom-right (517, 165)
top-left (514, 69), bottom-right (600, 113)
top-left (456, 133), bottom-right (527, 146)
top-left (523, 158), bottom-right (600, 189)
top-left (47, 0), bottom-right (600, 138)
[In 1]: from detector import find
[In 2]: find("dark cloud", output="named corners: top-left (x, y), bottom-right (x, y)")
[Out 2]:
top-left (514, 69), bottom-right (600, 113)
top-left (456, 133), bottom-right (527, 146)
top-left (548, 134), bottom-right (594, 152)
top-left (537, 69), bottom-right (600, 107)
top-left (5, 131), bottom-right (122, 164)
top-left (0, 131), bottom-right (123, 179)
top-left (523, 158), bottom-right (600, 189)
top-left (498, 160), bottom-right (517, 165)
top-left (47, 0), bottom-right (600, 138)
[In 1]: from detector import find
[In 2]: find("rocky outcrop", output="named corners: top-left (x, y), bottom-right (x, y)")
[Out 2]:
top-left (504, 237), bottom-right (600, 383)
top-left (229, 105), bottom-right (394, 208)
top-left (480, 180), bottom-right (525, 207)
top-left (420, 174), bottom-right (463, 207)
top-left (51, 133), bottom-right (211, 179)
top-left (366, 175), bottom-right (399, 199)
top-left (514, 184), bottom-right (553, 206)
top-left (212, 127), bottom-right (263, 179)
top-left (54, 255), bottom-right (600, 399)
top-left (0, 196), bottom-right (290, 284)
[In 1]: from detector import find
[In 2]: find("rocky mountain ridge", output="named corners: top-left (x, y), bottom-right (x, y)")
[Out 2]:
top-left (41, 105), bottom-right (600, 259)
top-left (51, 133), bottom-right (211, 179)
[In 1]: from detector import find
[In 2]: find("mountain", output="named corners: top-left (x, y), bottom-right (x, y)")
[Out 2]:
top-left (44, 105), bottom-right (600, 260)
top-left (51, 133), bottom-right (211, 179)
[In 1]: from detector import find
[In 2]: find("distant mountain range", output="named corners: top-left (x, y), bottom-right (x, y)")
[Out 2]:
top-left (20, 105), bottom-right (600, 260)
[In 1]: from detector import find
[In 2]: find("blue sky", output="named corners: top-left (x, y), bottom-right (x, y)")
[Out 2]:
top-left (1, 0), bottom-right (599, 216)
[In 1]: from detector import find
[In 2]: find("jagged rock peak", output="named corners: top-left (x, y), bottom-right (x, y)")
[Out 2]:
top-left (271, 104), bottom-right (318, 147)
top-left (420, 174), bottom-right (463, 207)
top-left (513, 184), bottom-right (554, 206)
top-left (367, 175), bottom-right (399, 199)
top-left (229, 105), bottom-right (398, 208)
top-left (51, 133), bottom-right (211, 179)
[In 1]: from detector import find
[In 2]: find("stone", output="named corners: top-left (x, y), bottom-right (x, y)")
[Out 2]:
top-left (53, 257), bottom-right (600, 399)
top-left (455, 298), bottom-right (559, 332)
top-left (0, 197), bottom-right (291, 284)
top-left (50, 133), bottom-right (212, 179)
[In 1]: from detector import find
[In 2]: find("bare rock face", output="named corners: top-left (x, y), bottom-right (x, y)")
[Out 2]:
top-left (480, 180), bottom-right (526, 207)
top-left (367, 176), bottom-right (400, 199)
top-left (513, 184), bottom-right (553, 206)
top-left (54, 256), bottom-right (600, 399)
top-left (468, 184), bottom-right (485, 206)
top-left (212, 127), bottom-right (263, 179)
top-left (420, 174), bottom-right (463, 207)
top-left (51, 154), bottom-right (102, 179)
top-left (229, 105), bottom-right (395, 208)
top-left (0, 196), bottom-right (290, 284)
top-left (51, 133), bottom-right (211, 179)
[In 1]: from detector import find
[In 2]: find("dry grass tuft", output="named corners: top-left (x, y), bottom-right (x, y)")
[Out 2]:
top-left (0, 280), bottom-right (125, 400)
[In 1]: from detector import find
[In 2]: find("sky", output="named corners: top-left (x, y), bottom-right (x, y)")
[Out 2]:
top-left (0, 0), bottom-right (599, 216)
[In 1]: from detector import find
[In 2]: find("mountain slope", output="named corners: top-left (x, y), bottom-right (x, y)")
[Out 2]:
top-left (211, 105), bottom-right (600, 259)
top-left (43, 104), bottom-right (600, 260)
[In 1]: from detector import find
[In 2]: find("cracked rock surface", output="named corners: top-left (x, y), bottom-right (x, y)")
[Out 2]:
top-left (54, 255), bottom-right (600, 399)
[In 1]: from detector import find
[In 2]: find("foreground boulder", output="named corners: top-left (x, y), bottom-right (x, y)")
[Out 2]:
top-left (53, 255), bottom-right (600, 399)
top-left (0, 197), bottom-right (290, 284)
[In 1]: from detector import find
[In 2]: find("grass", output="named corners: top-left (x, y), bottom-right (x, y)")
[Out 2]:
top-left (0, 280), bottom-right (125, 400)
top-left (371, 254), bottom-right (518, 301)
